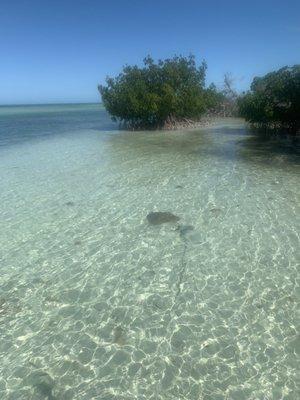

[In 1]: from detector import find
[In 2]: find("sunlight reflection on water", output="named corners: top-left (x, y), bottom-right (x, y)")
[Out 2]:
top-left (0, 107), bottom-right (299, 399)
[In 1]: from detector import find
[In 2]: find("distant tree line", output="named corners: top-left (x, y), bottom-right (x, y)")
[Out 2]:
top-left (99, 55), bottom-right (300, 133)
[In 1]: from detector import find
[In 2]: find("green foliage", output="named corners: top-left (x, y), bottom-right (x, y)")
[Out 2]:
top-left (98, 55), bottom-right (221, 129)
top-left (238, 65), bottom-right (300, 133)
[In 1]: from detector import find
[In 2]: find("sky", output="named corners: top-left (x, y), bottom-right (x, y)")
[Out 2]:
top-left (0, 0), bottom-right (299, 105)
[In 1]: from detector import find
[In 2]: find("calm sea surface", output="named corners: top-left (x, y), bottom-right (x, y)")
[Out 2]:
top-left (0, 104), bottom-right (299, 399)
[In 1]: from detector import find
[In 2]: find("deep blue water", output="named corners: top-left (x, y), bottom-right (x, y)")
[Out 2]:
top-left (0, 103), bottom-right (116, 147)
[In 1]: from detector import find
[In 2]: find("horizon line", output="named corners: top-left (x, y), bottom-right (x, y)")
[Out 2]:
top-left (0, 101), bottom-right (102, 107)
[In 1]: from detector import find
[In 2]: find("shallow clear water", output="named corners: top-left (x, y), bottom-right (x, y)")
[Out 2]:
top-left (0, 104), bottom-right (299, 400)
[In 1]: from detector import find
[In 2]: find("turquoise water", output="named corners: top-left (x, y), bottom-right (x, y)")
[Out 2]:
top-left (0, 104), bottom-right (299, 399)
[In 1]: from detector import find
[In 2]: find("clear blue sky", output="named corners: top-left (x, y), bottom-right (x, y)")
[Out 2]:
top-left (1, 0), bottom-right (299, 105)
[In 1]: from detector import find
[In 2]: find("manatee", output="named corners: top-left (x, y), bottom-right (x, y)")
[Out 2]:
top-left (146, 212), bottom-right (180, 225)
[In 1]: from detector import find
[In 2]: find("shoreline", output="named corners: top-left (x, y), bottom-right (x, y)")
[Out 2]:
top-left (161, 115), bottom-right (221, 131)
top-left (120, 112), bottom-right (231, 132)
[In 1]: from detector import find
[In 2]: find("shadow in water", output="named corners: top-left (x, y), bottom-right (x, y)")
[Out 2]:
top-left (196, 124), bottom-right (300, 165)
top-left (105, 127), bottom-right (215, 156)
top-left (108, 122), bottom-right (300, 167)
top-left (236, 129), bottom-right (300, 166)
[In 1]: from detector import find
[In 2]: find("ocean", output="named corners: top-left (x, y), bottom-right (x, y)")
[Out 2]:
top-left (0, 103), bottom-right (299, 399)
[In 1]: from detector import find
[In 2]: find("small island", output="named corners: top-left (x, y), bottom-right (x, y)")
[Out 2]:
top-left (98, 55), bottom-right (224, 130)
top-left (99, 55), bottom-right (300, 134)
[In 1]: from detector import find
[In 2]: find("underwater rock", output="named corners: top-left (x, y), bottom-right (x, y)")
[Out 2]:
top-left (146, 212), bottom-right (180, 225)
top-left (113, 326), bottom-right (126, 346)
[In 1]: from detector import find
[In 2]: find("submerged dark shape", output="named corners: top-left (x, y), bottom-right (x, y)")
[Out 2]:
top-left (27, 371), bottom-right (55, 399)
top-left (146, 212), bottom-right (180, 225)
top-left (176, 225), bottom-right (194, 236)
top-left (209, 207), bottom-right (222, 213)
top-left (113, 325), bottom-right (126, 346)
top-left (65, 201), bottom-right (75, 207)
